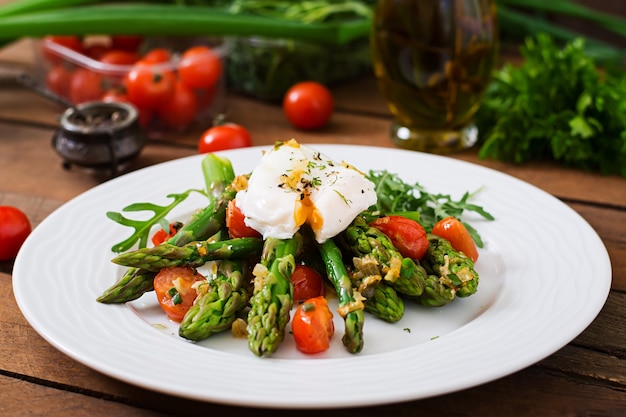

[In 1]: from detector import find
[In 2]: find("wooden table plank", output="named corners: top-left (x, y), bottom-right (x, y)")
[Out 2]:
top-left (0, 375), bottom-right (171, 417)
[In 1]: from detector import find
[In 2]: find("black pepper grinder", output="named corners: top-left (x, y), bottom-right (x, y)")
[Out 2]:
top-left (52, 101), bottom-right (146, 176)
top-left (16, 73), bottom-right (146, 177)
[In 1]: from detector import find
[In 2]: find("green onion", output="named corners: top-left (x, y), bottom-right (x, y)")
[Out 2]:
top-left (0, 3), bottom-right (371, 45)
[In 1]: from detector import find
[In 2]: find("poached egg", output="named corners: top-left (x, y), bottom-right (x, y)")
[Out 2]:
top-left (235, 140), bottom-right (377, 243)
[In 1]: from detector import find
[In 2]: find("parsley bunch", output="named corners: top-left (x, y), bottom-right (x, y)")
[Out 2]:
top-left (475, 34), bottom-right (626, 178)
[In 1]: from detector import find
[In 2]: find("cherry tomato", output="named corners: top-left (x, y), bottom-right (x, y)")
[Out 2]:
top-left (197, 123), bottom-right (252, 153)
top-left (141, 48), bottom-right (172, 64)
top-left (178, 45), bottom-right (223, 90)
top-left (68, 68), bottom-right (104, 104)
top-left (84, 43), bottom-right (111, 60)
top-left (291, 264), bottom-right (325, 303)
top-left (225, 200), bottom-right (261, 239)
top-left (101, 88), bottom-right (153, 128)
top-left (45, 64), bottom-right (73, 98)
top-left (151, 222), bottom-right (183, 246)
top-left (153, 266), bottom-right (204, 322)
top-left (431, 216), bottom-right (479, 262)
top-left (101, 88), bottom-right (128, 103)
top-left (370, 215), bottom-right (429, 260)
top-left (42, 35), bottom-right (83, 64)
top-left (111, 35), bottom-right (143, 52)
top-left (291, 296), bottom-right (334, 354)
top-left (283, 81), bottom-right (333, 130)
top-left (99, 50), bottom-right (139, 66)
top-left (125, 61), bottom-right (176, 110)
top-left (0, 206), bottom-right (32, 261)
top-left (156, 80), bottom-right (198, 130)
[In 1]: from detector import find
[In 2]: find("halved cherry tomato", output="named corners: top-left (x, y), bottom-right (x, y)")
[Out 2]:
top-left (370, 215), bottom-right (429, 260)
top-left (197, 123), bottom-right (252, 154)
top-left (68, 68), bottom-right (103, 104)
top-left (225, 200), bottom-right (261, 239)
top-left (431, 216), bottom-right (479, 262)
top-left (283, 81), bottom-right (333, 130)
top-left (0, 206), bottom-right (32, 261)
top-left (153, 266), bottom-right (204, 322)
top-left (125, 61), bottom-right (176, 110)
top-left (156, 80), bottom-right (198, 130)
top-left (178, 45), bottom-right (222, 90)
top-left (291, 296), bottom-right (334, 354)
top-left (151, 221), bottom-right (183, 246)
top-left (291, 264), bottom-right (325, 303)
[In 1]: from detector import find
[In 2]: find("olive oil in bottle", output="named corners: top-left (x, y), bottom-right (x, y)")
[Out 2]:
top-left (371, 0), bottom-right (498, 153)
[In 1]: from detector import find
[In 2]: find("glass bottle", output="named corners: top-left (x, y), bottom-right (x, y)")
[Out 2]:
top-left (371, 0), bottom-right (498, 153)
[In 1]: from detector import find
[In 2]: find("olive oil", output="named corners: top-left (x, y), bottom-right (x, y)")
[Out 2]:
top-left (371, 0), bottom-right (498, 153)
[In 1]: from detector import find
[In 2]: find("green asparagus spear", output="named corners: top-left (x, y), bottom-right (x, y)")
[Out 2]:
top-left (96, 268), bottom-right (155, 304)
top-left (361, 282), bottom-right (404, 323)
top-left (318, 238), bottom-right (365, 354)
top-left (247, 236), bottom-right (300, 357)
top-left (349, 255), bottom-right (405, 323)
top-left (97, 153), bottom-right (236, 304)
top-left (417, 274), bottom-right (456, 307)
top-left (110, 237), bottom-right (263, 272)
top-left (422, 234), bottom-right (479, 298)
top-left (342, 216), bottom-right (425, 297)
top-left (179, 259), bottom-right (249, 342)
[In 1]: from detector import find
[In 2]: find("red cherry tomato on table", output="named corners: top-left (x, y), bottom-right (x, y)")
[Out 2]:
top-left (370, 215), bottom-right (429, 261)
top-left (283, 81), bottom-right (333, 130)
top-left (431, 216), bottom-right (479, 262)
top-left (153, 266), bottom-right (204, 322)
top-left (197, 123), bottom-right (252, 153)
top-left (0, 206), bottom-right (32, 261)
top-left (157, 80), bottom-right (198, 130)
top-left (68, 68), bottom-right (104, 104)
top-left (291, 264), bottom-right (325, 303)
top-left (292, 296), bottom-right (335, 354)
top-left (225, 200), bottom-right (261, 239)
top-left (125, 61), bottom-right (176, 110)
top-left (178, 45), bottom-right (223, 90)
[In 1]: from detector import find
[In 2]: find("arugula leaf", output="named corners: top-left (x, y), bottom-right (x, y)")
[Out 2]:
top-left (475, 33), bottom-right (626, 178)
top-left (366, 170), bottom-right (494, 247)
top-left (106, 189), bottom-right (205, 253)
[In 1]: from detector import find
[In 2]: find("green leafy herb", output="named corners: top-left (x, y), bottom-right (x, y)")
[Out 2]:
top-left (475, 34), bottom-right (626, 178)
top-left (366, 170), bottom-right (494, 247)
top-left (106, 189), bottom-right (205, 253)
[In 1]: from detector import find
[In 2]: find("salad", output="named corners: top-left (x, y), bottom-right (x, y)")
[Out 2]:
top-left (98, 140), bottom-right (494, 357)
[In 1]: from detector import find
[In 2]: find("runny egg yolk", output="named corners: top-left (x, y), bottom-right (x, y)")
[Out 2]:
top-left (234, 139), bottom-right (377, 243)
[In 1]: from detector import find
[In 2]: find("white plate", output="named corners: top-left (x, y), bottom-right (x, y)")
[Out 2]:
top-left (13, 144), bottom-right (611, 409)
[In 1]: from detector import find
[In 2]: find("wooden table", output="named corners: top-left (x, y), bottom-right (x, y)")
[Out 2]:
top-left (1, 33), bottom-right (625, 417)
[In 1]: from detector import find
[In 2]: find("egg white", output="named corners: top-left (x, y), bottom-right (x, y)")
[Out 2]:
top-left (235, 140), bottom-right (377, 242)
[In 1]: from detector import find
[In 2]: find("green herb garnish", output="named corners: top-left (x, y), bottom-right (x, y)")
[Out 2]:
top-left (475, 33), bottom-right (626, 178)
top-left (366, 170), bottom-right (494, 248)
